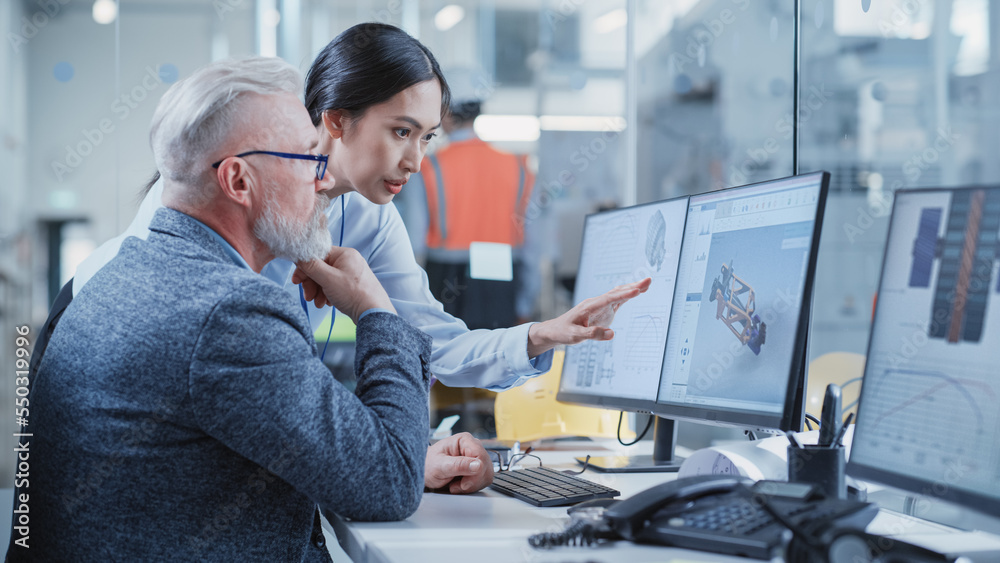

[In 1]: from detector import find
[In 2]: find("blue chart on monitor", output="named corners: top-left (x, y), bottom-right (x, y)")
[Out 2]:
top-left (658, 180), bottom-right (821, 414)
top-left (851, 188), bottom-right (1000, 500)
top-left (560, 199), bottom-right (688, 401)
top-left (905, 189), bottom-right (1000, 343)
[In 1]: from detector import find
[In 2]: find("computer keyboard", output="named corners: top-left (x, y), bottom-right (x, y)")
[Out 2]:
top-left (490, 466), bottom-right (621, 507)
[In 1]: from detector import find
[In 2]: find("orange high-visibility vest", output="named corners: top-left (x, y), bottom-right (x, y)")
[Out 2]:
top-left (421, 138), bottom-right (535, 251)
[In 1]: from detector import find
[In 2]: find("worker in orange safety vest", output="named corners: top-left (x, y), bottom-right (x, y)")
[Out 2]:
top-left (403, 99), bottom-right (540, 330)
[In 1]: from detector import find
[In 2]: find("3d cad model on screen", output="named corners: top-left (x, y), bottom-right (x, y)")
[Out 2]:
top-left (709, 260), bottom-right (767, 356)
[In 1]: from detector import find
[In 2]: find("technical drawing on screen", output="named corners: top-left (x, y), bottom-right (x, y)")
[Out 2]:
top-left (558, 197), bottom-right (689, 412)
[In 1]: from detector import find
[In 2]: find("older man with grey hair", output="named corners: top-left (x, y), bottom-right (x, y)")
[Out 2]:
top-left (8, 57), bottom-right (435, 561)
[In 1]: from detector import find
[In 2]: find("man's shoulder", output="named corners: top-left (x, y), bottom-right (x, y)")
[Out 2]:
top-left (115, 233), bottom-right (258, 283)
top-left (101, 235), bottom-right (292, 313)
top-left (209, 272), bottom-right (301, 315)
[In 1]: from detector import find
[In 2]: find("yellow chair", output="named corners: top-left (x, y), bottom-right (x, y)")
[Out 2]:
top-left (494, 350), bottom-right (634, 443)
top-left (805, 352), bottom-right (865, 426)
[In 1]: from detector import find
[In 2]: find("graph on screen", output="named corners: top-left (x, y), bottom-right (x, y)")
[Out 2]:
top-left (850, 187), bottom-right (1000, 512)
top-left (860, 358), bottom-right (996, 463)
top-left (625, 309), bottom-right (671, 370)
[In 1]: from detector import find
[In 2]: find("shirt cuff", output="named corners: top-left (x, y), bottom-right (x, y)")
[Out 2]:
top-left (528, 349), bottom-right (554, 373)
top-left (359, 308), bottom-right (395, 321)
top-left (505, 322), bottom-right (553, 376)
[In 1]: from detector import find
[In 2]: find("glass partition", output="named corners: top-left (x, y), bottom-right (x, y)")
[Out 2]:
top-left (635, 0), bottom-right (796, 204)
top-left (800, 0), bottom-right (1000, 360)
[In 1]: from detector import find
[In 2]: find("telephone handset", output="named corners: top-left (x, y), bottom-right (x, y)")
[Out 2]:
top-left (603, 474), bottom-right (750, 540)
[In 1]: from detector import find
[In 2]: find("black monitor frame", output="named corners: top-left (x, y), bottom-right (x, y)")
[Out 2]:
top-left (555, 195), bottom-right (691, 415)
top-left (555, 172), bottom-right (828, 472)
top-left (649, 171), bottom-right (829, 434)
top-left (555, 196), bottom-right (691, 472)
top-left (847, 185), bottom-right (1000, 519)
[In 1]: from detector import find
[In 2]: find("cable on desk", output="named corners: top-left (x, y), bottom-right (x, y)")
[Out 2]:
top-left (805, 413), bottom-right (820, 431)
top-left (738, 482), bottom-right (878, 560)
top-left (617, 412), bottom-right (653, 447)
top-left (562, 455), bottom-right (591, 475)
top-left (739, 482), bottom-right (822, 552)
top-left (528, 520), bottom-right (603, 549)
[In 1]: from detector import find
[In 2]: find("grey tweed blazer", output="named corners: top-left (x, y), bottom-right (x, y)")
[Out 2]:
top-left (9, 208), bottom-right (431, 562)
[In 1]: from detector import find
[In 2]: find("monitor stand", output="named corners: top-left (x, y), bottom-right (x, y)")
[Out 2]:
top-left (575, 416), bottom-right (685, 473)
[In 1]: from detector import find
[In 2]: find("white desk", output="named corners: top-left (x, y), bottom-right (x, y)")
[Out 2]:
top-left (325, 439), bottom-right (1000, 563)
top-left (325, 440), bottom-right (752, 563)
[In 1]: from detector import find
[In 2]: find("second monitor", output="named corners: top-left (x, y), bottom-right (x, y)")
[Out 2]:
top-left (557, 172), bottom-right (829, 472)
top-left (656, 172), bottom-right (829, 433)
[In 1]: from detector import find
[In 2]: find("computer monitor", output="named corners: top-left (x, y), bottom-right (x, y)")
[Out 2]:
top-left (848, 186), bottom-right (1000, 519)
top-left (655, 171), bottom-right (829, 433)
top-left (557, 172), bottom-right (829, 473)
top-left (556, 196), bottom-right (690, 471)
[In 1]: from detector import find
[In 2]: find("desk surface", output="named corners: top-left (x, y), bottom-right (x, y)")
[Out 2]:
top-left (326, 439), bottom-right (1000, 563)
top-left (326, 440), bottom-right (750, 563)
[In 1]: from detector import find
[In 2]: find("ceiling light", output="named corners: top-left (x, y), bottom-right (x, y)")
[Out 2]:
top-left (593, 8), bottom-right (627, 34)
top-left (263, 8), bottom-right (281, 28)
top-left (92, 0), bottom-right (117, 25)
top-left (435, 5), bottom-right (465, 31)
top-left (474, 115), bottom-right (540, 143)
top-left (539, 115), bottom-right (626, 132)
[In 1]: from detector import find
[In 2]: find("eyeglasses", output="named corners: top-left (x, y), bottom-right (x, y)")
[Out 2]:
top-left (486, 448), bottom-right (591, 475)
top-left (212, 150), bottom-right (329, 181)
top-left (488, 447), bottom-right (543, 472)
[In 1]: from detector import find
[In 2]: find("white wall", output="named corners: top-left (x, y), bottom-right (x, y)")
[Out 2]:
top-left (28, 2), bottom-right (254, 250)
top-left (0, 0), bottom-right (33, 493)
top-left (2, 0), bottom-right (30, 242)
top-left (0, 0), bottom-right (255, 489)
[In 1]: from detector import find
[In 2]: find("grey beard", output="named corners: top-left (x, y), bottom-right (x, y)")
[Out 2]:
top-left (254, 192), bottom-right (332, 262)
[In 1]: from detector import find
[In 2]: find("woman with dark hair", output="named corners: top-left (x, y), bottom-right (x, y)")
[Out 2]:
top-left (79, 22), bottom-right (648, 390)
top-left (294, 22), bottom-right (648, 388)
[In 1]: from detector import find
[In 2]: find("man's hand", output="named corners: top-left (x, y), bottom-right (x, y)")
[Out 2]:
top-left (526, 278), bottom-right (652, 358)
top-left (424, 432), bottom-right (493, 494)
top-left (292, 247), bottom-right (395, 323)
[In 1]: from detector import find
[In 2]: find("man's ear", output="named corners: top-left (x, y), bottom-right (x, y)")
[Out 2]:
top-left (323, 110), bottom-right (347, 140)
top-left (215, 158), bottom-right (254, 209)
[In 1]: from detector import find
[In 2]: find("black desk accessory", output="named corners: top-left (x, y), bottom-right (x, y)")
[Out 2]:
top-left (789, 384), bottom-right (847, 499)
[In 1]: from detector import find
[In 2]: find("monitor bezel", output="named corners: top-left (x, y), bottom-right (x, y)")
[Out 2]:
top-left (846, 185), bottom-right (1000, 519)
top-left (555, 195), bottom-right (691, 413)
top-left (649, 171), bottom-right (830, 433)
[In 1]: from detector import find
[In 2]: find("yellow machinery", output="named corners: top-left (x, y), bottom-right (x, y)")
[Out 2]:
top-left (805, 352), bottom-right (864, 425)
top-left (494, 350), bottom-right (635, 443)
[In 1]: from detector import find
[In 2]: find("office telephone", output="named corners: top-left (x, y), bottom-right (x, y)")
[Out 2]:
top-left (530, 474), bottom-right (879, 561)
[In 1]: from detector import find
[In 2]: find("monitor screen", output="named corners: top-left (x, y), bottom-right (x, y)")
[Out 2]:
top-left (655, 172), bottom-right (829, 431)
top-left (849, 186), bottom-right (1000, 518)
top-left (557, 197), bottom-right (689, 412)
